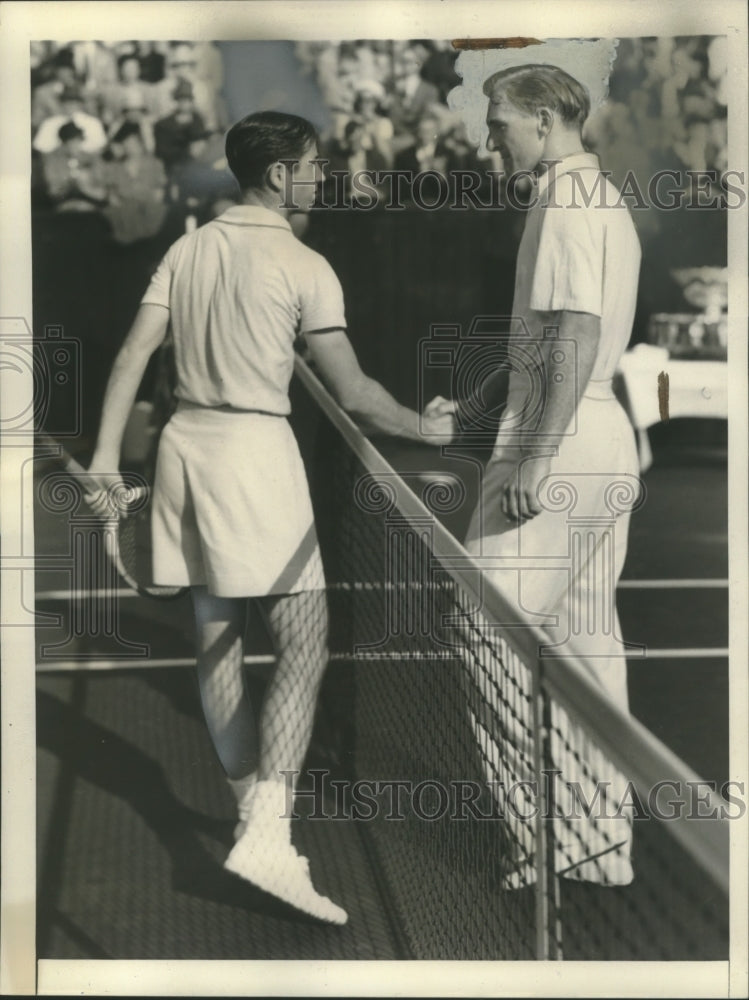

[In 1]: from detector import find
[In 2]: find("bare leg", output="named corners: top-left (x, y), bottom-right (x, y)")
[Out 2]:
top-left (254, 588), bottom-right (329, 786)
top-left (223, 587), bottom-right (347, 923)
top-left (191, 586), bottom-right (257, 780)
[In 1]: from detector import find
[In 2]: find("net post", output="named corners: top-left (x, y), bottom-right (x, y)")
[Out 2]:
top-left (541, 675), bottom-right (564, 960)
top-left (295, 353), bottom-right (730, 961)
top-left (531, 659), bottom-right (551, 960)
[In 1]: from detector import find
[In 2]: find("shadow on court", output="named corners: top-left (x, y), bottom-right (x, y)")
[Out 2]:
top-left (35, 418), bottom-right (728, 960)
top-left (36, 671), bottom-right (402, 960)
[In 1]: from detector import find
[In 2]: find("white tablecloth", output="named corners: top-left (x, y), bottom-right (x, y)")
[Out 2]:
top-left (616, 344), bottom-right (728, 470)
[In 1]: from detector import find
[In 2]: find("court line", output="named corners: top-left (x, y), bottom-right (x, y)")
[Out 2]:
top-left (618, 579), bottom-right (728, 589)
top-left (34, 579), bottom-right (730, 602)
top-left (36, 589), bottom-right (144, 600)
top-left (629, 648), bottom-right (729, 659)
top-left (35, 655), bottom-right (276, 672)
top-left (36, 648), bottom-right (729, 672)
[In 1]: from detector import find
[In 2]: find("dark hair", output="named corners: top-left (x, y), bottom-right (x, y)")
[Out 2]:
top-left (483, 64), bottom-right (590, 127)
top-left (112, 121), bottom-right (143, 145)
top-left (117, 53), bottom-right (140, 72)
top-left (353, 92), bottom-right (384, 115)
top-left (58, 121), bottom-right (84, 143)
top-left (344, 118), bottom-right (364, 139)
top-left (225, 111), bottom-right (318, 191)
top-left (53, 47), bottom-right (75, 70)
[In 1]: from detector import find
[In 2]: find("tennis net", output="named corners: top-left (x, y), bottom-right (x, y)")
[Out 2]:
top-left (296, 355), bottom-right (730, 962)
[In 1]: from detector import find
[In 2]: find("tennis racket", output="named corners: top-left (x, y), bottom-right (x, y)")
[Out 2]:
top-left (37, 433), bottom-right (188, 600)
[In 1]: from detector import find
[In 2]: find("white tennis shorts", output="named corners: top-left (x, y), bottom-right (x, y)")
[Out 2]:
top-left (151, 403), bottom-right (325, 597)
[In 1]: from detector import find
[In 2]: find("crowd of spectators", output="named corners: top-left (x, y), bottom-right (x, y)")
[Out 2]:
top-left (30, 36), bottom-right (728, 444)
top-left (31, 36), bottom-right (729, 225)
top-left (586, 38), bottom-right (727, 187)
top-left (296, 40), bottom-right (501, 203)
top-left (298, 37), bottom-right (729, 212)
top-left (31, 41), bottom-right (237, 242)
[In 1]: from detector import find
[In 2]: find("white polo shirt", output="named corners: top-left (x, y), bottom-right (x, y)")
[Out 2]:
top-left (511, 152), bottom-right (641, 384)
top-left (141, 204), bottom-right (347, 414)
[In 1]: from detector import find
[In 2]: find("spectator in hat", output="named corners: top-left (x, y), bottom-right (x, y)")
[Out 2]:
top-left (352, 81), bottom-right (394, 167)
top-left (68, 41), bottom-right (119, 93)
top-left (31, 48), bottom-right (82, 129)
top-left (41, 120), bottom-right (107, 212)
top-left (412, 39), bottom-right (461, 103)
top-left (394, 111), bottom-right (453, 176)
top-left (104, 121), bottom-right (168, 244)
top-left (169, 126), bottom-right (237, 221)
top-left (153, 80), bottom-right (209, 171)
top-left (30, 41), bottom-right (60, 90)
top-left (137, 41), bottom-right (168, 84)
top-left (389, 46), bottom-right (442, 153)
top-left (33, 84), bottom-right (108, 154)
top-left (106, 89), bottom-right (156, 154)
top-left (100, 53), bottom-right (157, 128)
top-left (324, 117), bottom-right (389, 202)
top-left (151, 42), bottom-right (221, 129)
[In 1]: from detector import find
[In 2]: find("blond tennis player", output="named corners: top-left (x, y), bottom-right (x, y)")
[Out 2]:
top-left (86, 110), bottom-right (454, 924)
top-left (430, 65), bottom-right (642, 886)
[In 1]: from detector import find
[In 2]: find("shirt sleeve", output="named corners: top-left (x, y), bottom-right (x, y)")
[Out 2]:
top-left (140, 245), bottom-right (174, 309)
top-left (298, 253), bottom-right (347, 334)
top-left (529, 198), bottom-right (605, 317)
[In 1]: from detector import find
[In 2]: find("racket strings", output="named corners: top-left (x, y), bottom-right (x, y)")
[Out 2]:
top-left (113, 502), bottom-right (185, 599)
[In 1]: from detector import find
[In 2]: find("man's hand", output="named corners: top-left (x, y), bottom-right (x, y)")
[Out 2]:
top-left (500, 454), bottom-right (551, 523)
top-left (423, 395), bottom-right (457, 419)
top-left (84, 460), bottom-right (128, 519)
top-left (420, 409), bottom-right (456, 446)
top-left (420, 395), bottom-right (457, 445)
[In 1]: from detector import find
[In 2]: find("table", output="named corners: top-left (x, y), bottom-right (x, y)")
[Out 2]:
top-left (616, 344), bottom-right (728, 471)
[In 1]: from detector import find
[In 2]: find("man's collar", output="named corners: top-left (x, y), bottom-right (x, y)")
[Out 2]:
top-left (216, 204), bottom-right (292, 231)
top-left (534, 151), bottom-right (601, 198)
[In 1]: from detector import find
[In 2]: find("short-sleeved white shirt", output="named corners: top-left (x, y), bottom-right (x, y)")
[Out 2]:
top-left (141, 204), bottom-right (347, 414)
top-left (511, 152), bottom-right (641, 385)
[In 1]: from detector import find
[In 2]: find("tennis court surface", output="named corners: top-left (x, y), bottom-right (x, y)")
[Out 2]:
top-left (35, 371), bottom-right (729, 962)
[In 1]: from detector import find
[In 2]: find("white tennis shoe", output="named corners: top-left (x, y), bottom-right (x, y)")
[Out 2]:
top-left (225, 835), bottom-right (348, 925)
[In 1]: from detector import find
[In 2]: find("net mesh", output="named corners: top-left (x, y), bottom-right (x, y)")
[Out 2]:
top-left (307, 372), bottom-right (730, 962)
top-left (35, 359), bottom-right (730, 961)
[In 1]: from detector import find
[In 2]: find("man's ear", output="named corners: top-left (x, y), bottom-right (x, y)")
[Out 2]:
top-left (265, 160), bottom-right (284, 193)
top-left (536, 106), bottom-right (554, 137)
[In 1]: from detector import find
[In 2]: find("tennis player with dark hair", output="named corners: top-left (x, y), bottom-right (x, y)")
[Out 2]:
top-left (86, 110), bottom-right (454, 924)
top-left (445, 64), bottom-right (642, 885)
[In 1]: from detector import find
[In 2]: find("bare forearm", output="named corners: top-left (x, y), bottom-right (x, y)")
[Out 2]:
top-left (526, 311), bottom-right (599, 451)
top-left (91, 345), bottom-right (153, 464)
top-left (343, 376), bottom-right (421, 440)
top-left (304, 327), bottom-right (452, 444)
top-left (90, 305), bottom-right (169, 466)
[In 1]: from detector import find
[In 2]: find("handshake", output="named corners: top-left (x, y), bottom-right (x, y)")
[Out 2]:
top-left (421, 395), bottom-right (458, 446)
